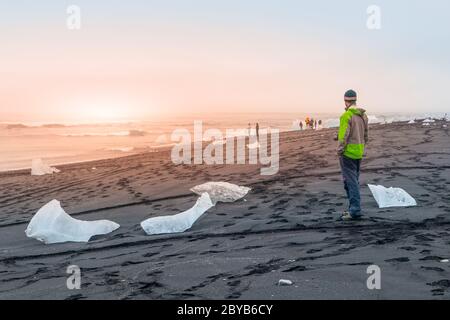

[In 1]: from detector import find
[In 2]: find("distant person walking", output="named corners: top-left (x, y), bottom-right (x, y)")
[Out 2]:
top-left (256, 123), bottom-right (260, 141)
top-left (299, 121), bottom-right (303, 131)
top-left (338, 89), bottom-right (369, 221)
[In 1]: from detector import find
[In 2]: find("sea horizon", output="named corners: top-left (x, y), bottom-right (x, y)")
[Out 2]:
top-left (1, 111), bottom-right (448, 172)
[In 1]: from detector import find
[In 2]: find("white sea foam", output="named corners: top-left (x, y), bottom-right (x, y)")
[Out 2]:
top-left (106, 147), bottom-right (134, 152)
top-left (324, 118), bottom-right (340, 128)
top-left (61, 130), bottom-right (147, 137)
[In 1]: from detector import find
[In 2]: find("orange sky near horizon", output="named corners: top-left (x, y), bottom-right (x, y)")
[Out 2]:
top-left (1, 1), bottom-right (450, 123)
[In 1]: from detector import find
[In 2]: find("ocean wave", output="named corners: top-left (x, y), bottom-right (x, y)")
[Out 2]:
top-left (4, 123), bottom-right (68, 129)
top-left (322, 114), bottom-right (428, 128)
top-left (128, 129), bottom-right (147, 136)
top-left (106, 147), bottom-right (135, 152)
top-left (5, 123), bottom-right (30, 129)
top-left (41, 124), bottom-right (67, 128)
top-left (61, 130), bottom-right (148, 137)
top-left (150, 143), bottom-right (177, 149)
top-left (324, 118), bottom-right (340, 128)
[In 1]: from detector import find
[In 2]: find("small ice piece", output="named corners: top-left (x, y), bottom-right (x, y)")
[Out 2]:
top-left (25, 200), bottom-right (120, 244)
top-left (155, 134), bottom-right (168, 144)
top-left (422, 118), bottom-right (435, 123)
top-left (408, 120), bottom-right (415, 124)
top-left (31, 159), bottom-right (60, 176)
top-left (141, 193), bottom-right (214, 235)
top-left (441, 259), bottom-right (449, 263)
top-left (278, 279), bottom-right (293, 286)
top-left (368, 184), bottom-right (417, 208)
top-left (191, 182), bottom-right (251, 205)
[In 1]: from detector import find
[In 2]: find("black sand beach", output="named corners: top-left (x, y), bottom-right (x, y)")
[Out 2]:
top-left (1, 121), bottom-right (450, 299)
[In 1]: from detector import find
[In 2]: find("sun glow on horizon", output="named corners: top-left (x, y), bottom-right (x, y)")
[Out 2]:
top-left (2, 1), bottom-right (450, 122)
top-left (58, 95), bottom-right (154, 123)
top-left (76, 103), bottom-right (131, 122)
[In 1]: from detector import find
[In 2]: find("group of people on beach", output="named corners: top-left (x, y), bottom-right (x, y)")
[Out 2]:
top-left (299, 118), bottom-right (322, 130)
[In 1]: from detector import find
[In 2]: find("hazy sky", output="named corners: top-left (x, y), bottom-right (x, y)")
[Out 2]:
top-left (1, 0), bottom-right (449, 122)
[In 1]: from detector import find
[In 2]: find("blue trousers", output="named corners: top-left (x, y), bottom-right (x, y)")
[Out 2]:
top-left (339, 156), bottom-right (362, 217)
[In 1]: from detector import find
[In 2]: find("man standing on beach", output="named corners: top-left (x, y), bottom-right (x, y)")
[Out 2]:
top-left (338, 90), bottom-right (369, 221)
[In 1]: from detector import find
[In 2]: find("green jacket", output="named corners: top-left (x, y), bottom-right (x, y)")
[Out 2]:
top-left (338, 107), bottom-right (369, 159)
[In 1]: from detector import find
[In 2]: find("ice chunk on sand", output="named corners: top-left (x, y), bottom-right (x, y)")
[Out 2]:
top-left (191, 182), bottom-right (251, 204)
top-left (31, 159), bottom-right (60, 176)
top-left (25, 200), bottom-right (120, 244)
top-left (141, 193), bottom-right (214, 235)
top-left (368, 184), bottom-right (417, 208)
top-left (423, 118), bottom-right (435, 123)
top-left (278, 279), bottom-right (293, 286)
top-left (141, 183), bottom-right (250, 235)
top-left (408, 120), bottom-right (416, 124)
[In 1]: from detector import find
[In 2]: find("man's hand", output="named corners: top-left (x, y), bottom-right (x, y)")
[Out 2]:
top-left (337, 142), bottom-right (345, 157)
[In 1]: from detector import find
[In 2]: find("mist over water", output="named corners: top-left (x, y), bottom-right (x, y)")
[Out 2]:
top-left (1, 112), bottom-right (447, 172)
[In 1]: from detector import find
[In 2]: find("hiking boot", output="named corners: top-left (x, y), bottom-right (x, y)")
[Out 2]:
top-left (338, 211), bottom-right (362, 221)
top-left (338, 211), bottom-right (353, 221)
